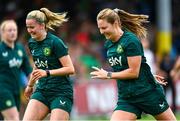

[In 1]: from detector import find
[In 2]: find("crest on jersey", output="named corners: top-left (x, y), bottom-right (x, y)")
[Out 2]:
top-left (43, 47), bottom-right (51, 56)
top-left (18, 50), bottom-right (23, 57)
top-left (116, 45), bottom-right (123, 53)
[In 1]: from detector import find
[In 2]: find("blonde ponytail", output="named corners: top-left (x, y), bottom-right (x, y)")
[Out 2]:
top-left (26, 8), bottom-right (68, 31)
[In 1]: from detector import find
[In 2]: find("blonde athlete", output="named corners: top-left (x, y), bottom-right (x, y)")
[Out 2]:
top-left (90, 8), bottom-right (176, 121)
top-left (23, 8), bottom-right (75, 121)
top-left (0, 20), bottom-right (32, 121)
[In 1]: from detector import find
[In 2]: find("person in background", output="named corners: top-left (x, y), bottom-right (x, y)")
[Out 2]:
top-left (0, 19), bottom-right (32, 121)
top-left (23, 7), bottom-right (75, 121)
top-left (141, 38), bottom-right (157, 74)
top-left (170, 56), bottom-right (180, 81)
top-left (159, 53), bottom-right (177, 113)
top-left (90, 8), bottom-right (176, 121)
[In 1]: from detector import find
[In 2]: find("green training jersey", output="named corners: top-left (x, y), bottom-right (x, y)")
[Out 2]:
top-left (28, 32), bottom-right (73, 99)
top-left (104, 30), bottom-right (159, 99)
top-left (0, 41), bottom-right (32, 93)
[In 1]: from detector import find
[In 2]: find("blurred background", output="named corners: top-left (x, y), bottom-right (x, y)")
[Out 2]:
top-left (0, 0), bottom-right (179, 120)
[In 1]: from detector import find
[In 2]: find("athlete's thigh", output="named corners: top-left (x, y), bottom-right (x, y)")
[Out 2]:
top-left (50, 109), bottom-right (69, 121)
top-left (154, 107), bottom-right (177, 121)
top-left (111, 110), bottom-right (137, 121)
top-left (23, 99), bottom-right (49, 121)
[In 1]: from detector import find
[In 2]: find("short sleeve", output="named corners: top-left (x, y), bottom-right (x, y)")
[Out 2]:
top-left (53, 38), bottom-right (68, 58)
top-left (125, 37), bottom-right (143, 56)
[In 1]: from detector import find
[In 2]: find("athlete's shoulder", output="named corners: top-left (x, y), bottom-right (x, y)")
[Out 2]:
top-left (0, 41), bottom-right (3, 51)
top-left (15, 42), bottom-right (27, 52)
top-left (0, 41), bottom-right (3, 46)
top-left (49, 32), bottom-right (64, 41)
top-left (123, 30), bottom-right (138, 39)
top-left (47, 32), bottom-right (67, 47)
top-left (15, 41), bottom-right (24, 48)
top-left (123, 30), bottom-right (140, 44)
top-left (15, 41), bottom-right (23, 45)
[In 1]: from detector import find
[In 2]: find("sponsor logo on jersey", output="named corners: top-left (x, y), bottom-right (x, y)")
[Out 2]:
top-left (43, 47), bottom-right (51, 56)
top-left (18, 50), bottom-right (23, 57)
top-left (9, 58), bottom-right (22, 68)
top-left (2, 51), bottom-right (8, 57)
top-left (116, 45), bottom-right (123, 53)
top-left (108, 56), bottom-right (122, 66)
top-left (34, 58), bottom-right (48, 68)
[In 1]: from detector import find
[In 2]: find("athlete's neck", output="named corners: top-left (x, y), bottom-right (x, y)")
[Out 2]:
top-left (112, 28), bottom-right (124, 42)
top-left (4, 40), bottom-right (14, 49)
top-left (37, 31), bottom-right (47, 41)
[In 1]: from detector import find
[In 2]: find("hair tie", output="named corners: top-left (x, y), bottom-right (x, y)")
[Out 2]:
top-left (39, 9), bottom-right (48, 23)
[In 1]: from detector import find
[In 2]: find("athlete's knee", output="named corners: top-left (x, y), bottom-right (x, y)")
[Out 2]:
top-left (1, 107), bottom-right (19, 121)
top-left (3, 113), bottom-right (19, 121)
top-left (50, 109), bottom-right (70, 120)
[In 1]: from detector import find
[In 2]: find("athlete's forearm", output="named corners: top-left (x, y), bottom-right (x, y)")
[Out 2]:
top-left (111, 68), bottom-right (139, 79)
top-left (27, 65), bottom-right (37, 87)
top-left (27, 73), bottom-right (36, 87)
top-left (49, 66), bottom-right (75, 76)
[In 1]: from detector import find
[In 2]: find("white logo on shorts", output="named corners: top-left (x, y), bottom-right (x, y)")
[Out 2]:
top-left (60, 100), bottom-right (66, 105)
top-left (159, 102), bottom-right (165, 109)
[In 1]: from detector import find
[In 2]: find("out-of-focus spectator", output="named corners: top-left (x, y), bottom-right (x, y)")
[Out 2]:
top-left (141, 38), bottom-right (157, 74)
top-left (170, 56), bottom-right (180, 81)
top-left (160, 53), bottom-right (177, 113)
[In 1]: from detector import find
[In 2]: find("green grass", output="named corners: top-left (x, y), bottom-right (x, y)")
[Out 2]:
top-left (140, 112), bottom-right (180, 120)
top-left (75, 112), bottom-right (180, 121)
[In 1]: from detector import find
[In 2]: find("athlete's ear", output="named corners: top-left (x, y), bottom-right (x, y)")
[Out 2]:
top-left (40, 23), bottom-right (46, 29)
top-left (114, 20), bottom-right (119, 26)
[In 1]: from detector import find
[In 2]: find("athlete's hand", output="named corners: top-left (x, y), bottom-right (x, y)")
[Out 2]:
top-left (154, 75), bottom-right (168, 86)
top-left (31, 69), bottom-right (47, 80)
top-left (24, 86), bottom-right (33, 100)
top-left (90, 66), bottom-right (108, 79)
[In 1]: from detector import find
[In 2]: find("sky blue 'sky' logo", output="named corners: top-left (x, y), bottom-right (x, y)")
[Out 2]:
top-left (116, 45), bottom-right (123, 53)
top-left (43, 47), bottom-right (51, 56)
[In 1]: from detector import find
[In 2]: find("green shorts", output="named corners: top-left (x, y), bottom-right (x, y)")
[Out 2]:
top-left (0, 89), bottom-right (20, 111)
top-left (115, 87), bottom-right (169, 119)
top-left (31, 90), bottom-right (73, 114)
